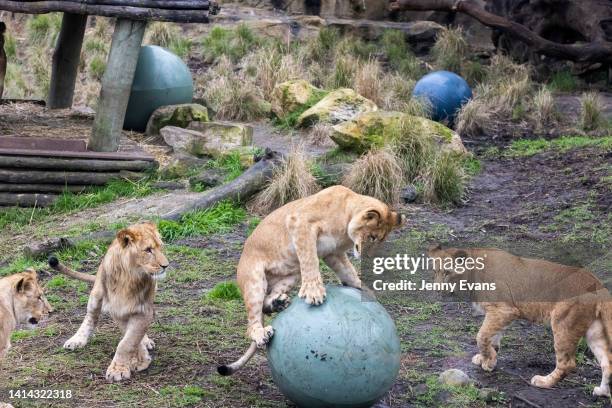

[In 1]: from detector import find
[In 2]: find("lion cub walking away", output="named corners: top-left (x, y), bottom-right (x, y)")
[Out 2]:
top-left (218, 186), bottom-right (404, 375)
top-left (429, 245), bottom-right (612, 397)
top-left (48, 222), bottom-right (169, 382)
top-left (0, 269), bottom-right (52, 358)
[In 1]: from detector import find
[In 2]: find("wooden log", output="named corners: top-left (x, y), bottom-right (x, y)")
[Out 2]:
top-left (90, 18), bottom-right (146, 152)
top-left (0, 193), bottom-right (57, 207)
top-left (23, 237), bottom-right (76, 259)
top-left (22, 0), bottom-right (213, 10)
top-left (389, 0), bottom-right (612, 63)
top-left (48, 13), bottom-right (88, 109)
top-left (0, 155), bottom-right (156, 171)
top-left (0, 183), bottom-right (88, 193)
top-left (0, 1), bottom-right (212, 23)
top-left (163, 150), bottom-right (282, 220)
top-left (0, 22), bottom-right (6, 100)
top-left (0, 169), bottom-right (146, 185)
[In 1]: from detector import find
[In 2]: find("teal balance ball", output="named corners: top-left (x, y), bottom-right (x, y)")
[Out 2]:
top-left (412, 70), bottom-right (472, 123)
top-left (267, 285), bottom-right (401, 408)
top-left (123, 45), bottom-right (194, 132)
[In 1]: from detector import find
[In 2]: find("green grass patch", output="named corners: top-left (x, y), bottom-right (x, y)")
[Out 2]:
top-left (207, 281), bottom-right (242, 301)
top-left (158, 201), bottom-right (246, 241)
top-left (508, 136), bottom-right (612, 157)
top-left (202, 24), bottom-right (263, 63)
top-left (548, 69), bottom-right (578, 92)
top-left (462, 156), bottom-right (482, 176)
top-left (206, 151), bottom-right (246, 182)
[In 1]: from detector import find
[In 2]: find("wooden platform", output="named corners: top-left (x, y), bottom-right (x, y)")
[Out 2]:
top-left (0, 136), bottom-right (158, 207)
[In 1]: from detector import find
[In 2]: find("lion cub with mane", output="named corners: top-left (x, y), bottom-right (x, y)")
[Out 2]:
top-left (429, 245), bottom-right (612, 397)
top-left (48, 222), bottom-right (169, 382)
top-left (219, 185), bottom-right (404, 375)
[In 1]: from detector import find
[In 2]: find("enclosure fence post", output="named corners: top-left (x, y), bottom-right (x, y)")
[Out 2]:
top-left (89, 18), bottom-right (146, 152)
top-left (47, 13), bottom-right (87, 109)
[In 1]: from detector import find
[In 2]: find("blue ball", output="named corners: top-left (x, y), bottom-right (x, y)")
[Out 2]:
top-left (124, 45), bottom-right (194, 131)
top-left (412, 70), bottom-right (472, 123)
top-left (267, 285), bottom-right (401, 408)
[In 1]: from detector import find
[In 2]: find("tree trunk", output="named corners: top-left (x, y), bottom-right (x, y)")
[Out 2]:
top-left (389, 0), bottom-right (612, 63)
top-left (48, 13), bottom-right (87, 109)
top-left (89, 18), bottom-right (146, 152)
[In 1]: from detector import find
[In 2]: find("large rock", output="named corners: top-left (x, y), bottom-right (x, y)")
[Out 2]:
top-left (145, 103), bottom-right (209, 136)
top-left (330, 111), bottom-right (466, 154)
top-left (271, 80), bottom-right (320, 119)
top-left (161, 121), bottom-right (252, 158)
top-left (297, 88), bottom-right (378, 128)
top-left (439, 369), bottom-right (470, 387)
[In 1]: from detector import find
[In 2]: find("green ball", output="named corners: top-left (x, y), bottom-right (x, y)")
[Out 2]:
top-left (267, 285), bottom-right (401, 408)
top-left (123, 45), bottom-right (194, 132)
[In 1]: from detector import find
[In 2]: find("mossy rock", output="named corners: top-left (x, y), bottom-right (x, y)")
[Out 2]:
top-left (331, 111), bottom-right (466, 154)
top-left (146, 103), bottom-right (209, 136)
top-left (271, 80), bottom-right (320, 119)
top-left (296, 88), bottom-right (378, 128)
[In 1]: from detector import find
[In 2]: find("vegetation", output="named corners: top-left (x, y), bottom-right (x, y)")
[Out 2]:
top-left (343, 148), bottom-right (404, 204)
top-left (432, 27), bottom-right (468, 73)
top-left (251, 147), bottom-right (320, 213)
top-left (508, 135), bottom-right (612, 157)
top-left (580, 91), bottom-right (604, 131)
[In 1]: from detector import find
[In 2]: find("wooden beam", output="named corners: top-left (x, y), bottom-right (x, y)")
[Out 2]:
top-left (22, 0), bottom-right (213, 10)
top-left (0, 169), bottom-right (146, 184)
top-left (0, 1), bottom-right (212, 23)
top-left (90, 18), bottom-right (146, 152)
top-left (0, 193), bottom-right (57, 207)
top-left (48, 13), bottom-right (87, 109)
top-left (0, 183), bottom-right (87, 193)
top-left (0, 22), bottom-right (6, 100)
top-left (0, 155), bottom-right (156, 171)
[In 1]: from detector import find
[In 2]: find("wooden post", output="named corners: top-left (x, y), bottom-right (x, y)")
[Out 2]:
top-left (89, 18), bottom-right (146, 152)
top-left (47, 13), bottom-right (87, 109)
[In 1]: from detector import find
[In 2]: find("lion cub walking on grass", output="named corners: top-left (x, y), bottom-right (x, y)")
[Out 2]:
top-left (49, 222), bottom-right (169, 383)
top-left (219, 186), bottom-right (404, 375)
top-left (429, 245), bottom-right (612, 397)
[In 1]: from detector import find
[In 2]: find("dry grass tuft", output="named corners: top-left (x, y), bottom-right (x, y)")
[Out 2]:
top-left (580, 91), bottom-right (604, 131)
top-left (386, 116), bottom-right (436, 180)
top-left (308, 123), bottom-right (335, 147)
top-left (421, 152), bottom-right (466, 205)
top-left (353, 58), bottom-right (383, 105)
top-left (343, 148), bottom-right (404, 205)
top-left (432, 27), bottom-right (468, 72)
top-left (532, 86), bottom-right (557, 129)
top-left (455, 96), bottom-right (497, 137)
top-left (251, 147), bottom-right (320, 214)
top-left (380, 74), bottom-right (415, 111)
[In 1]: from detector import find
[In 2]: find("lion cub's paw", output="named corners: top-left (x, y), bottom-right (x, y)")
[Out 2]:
top-left (593, 386), bottom-right (611, 397)
top-left (530, 375), bottom-right (554, 389)
top-left (133, 346), bottom-right (152, 372)
top-left (272, 294), bottom-right (291, 312)
top-left (471, 354), bottom-right (496, 371)
top-left (299, 281), bottom-right (326, 305)
top-left (141, 335), bottom-right (155, 351)
top-left (105, 361), bottom-right (132, 382)
top-left (252, 326), bottom-right (274, 348)
top-left (63, 334), bottom-right (88, 350)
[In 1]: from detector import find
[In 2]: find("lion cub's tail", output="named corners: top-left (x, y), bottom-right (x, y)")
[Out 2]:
top-left (217, 342), bottom-right (258, 376)
top-left (48, 256), bottom-right (96, 283)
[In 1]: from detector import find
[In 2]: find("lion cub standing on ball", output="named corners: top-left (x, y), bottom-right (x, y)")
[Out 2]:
top-left (48, 222), bottom-right (169, 382)
top-left (219, 186), bottom-right (404, 375)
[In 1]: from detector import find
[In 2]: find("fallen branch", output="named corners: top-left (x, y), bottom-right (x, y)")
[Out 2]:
top-left (389, 0), bottom-right (612, 63)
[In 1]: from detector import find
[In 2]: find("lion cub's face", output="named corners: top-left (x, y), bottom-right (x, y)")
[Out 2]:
top-left (13, 269), bottom-right (52, 329)
top-left (117, 222), bottom-right (169, 280)
top-left (427, 244), bottom-right (466, 286)
top-left (348, 205), bottom-right (404, 258)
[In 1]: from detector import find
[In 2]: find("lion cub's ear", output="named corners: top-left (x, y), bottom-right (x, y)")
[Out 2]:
top-left (117, 228), bottom-right (137, 248)
top-left (364, 209), bottom-right (381, 222)
top-left (15, 276), bottom-right (34, 294)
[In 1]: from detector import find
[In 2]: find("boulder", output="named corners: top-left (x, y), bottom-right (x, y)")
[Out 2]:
top-left (161, 121), bottom-right (253, 158)
top-left (438, 369), bottom-right (470, 387)
top-left (271, 80), bottom-right (320, 119)
top-left (145, 103), bottom-right (209, 136)
top-left (330, 111), bottom-right (467, 154)
top-left (297, 88), bottom-right (378, 128)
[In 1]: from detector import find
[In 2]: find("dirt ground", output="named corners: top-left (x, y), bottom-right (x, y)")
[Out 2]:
top-left (0, 106), bottom-right (610, 407)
